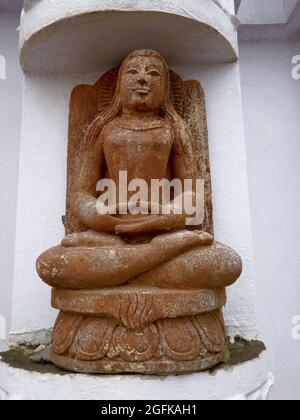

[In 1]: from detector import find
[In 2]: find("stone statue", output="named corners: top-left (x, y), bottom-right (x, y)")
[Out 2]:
top-left (37, 50), bottom-right (242, 374)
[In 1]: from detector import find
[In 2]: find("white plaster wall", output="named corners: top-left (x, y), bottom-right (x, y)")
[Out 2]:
top-left (239, 39), bottom-right (300, 400)
top-left (11, 73), bottom-right (95, 335)
top-left (238, 0), bottom-right (298, 24)
top-left (0, 10), bottom-right (23, 350)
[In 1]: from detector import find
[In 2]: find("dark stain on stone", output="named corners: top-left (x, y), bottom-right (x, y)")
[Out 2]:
top-left (0, 337), bottom-right (266, 377)
top-left (0, 346), bottom-right (67, 376)
top-left (210, 337), bottom-right (267, 375)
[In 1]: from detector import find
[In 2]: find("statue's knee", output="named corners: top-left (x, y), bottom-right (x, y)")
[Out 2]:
top-left (208, 243), bottom-right (242, 287)
top-left (36, 246), bottom-right (66, 287)
top-left (177, 243), bottom-right (242, 289)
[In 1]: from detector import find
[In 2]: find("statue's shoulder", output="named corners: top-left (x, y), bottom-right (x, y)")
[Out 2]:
top-left (101, 119), bottom-right (120, 137)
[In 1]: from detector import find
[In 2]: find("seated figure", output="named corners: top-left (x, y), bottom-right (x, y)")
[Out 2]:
top-left (37, 50), bottom-right (242, 374)
top-left (37, 49), bottom-right (242, 291)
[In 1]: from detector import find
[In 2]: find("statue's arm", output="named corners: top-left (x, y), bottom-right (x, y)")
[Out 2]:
top-left (172, 127), bottom-right (200, 182)
top-left (171, 130), bottom-right (203, 226)
top-left (69, 134), bottom-right (120, 232)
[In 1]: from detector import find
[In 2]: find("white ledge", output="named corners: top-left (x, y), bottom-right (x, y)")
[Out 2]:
top-left (0, 353), bottom-right (272, 400)
top-left (19, 0), bottom-right (238, 73)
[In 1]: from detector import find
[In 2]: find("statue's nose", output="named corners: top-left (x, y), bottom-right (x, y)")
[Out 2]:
top-left (137, 75), bottom-right (147, 85)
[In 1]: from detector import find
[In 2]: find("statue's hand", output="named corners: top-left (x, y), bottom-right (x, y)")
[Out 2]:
top-left (114, 214), bottom-right (186, 235)
top-left (114, 199), bottom-right (193, 235)
top-left (71, 193), bottom-right (134, 232)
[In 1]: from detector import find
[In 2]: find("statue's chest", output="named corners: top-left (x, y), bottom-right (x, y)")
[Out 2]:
top-left (103, 126), bottom-right (173, 158)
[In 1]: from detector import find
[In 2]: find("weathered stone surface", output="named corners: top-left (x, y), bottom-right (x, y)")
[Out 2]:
top-left (51, 310), bottom-right (226, 375)
top-left (0, 338), bottom-right (267, 376)
top-left (52, 287), bottom-right (227, 328)
top-left (38, 238), bottom-right (242, 290)
top-left (36, 49), bottom-right (242, 374)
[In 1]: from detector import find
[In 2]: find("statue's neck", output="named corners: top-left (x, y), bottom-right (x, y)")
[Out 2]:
top-left (119, 109), bottom-right (163, 130)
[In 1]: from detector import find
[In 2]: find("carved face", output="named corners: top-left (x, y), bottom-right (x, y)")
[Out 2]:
top-left (120, 56), bottom-right (166, 113)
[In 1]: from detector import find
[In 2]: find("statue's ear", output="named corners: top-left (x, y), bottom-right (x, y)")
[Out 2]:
top-left (183, 80), bottom-right (214, 235)
top-left (65, 67), bottom-right (120, 234)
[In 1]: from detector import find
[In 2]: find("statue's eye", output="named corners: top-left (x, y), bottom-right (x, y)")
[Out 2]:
top-left (127, 69), bottom-right (139, 75)
top-left (148, 71), bottom-right (161, 77)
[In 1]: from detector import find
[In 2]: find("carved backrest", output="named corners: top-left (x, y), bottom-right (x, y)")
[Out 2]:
top-left (66, 67), bottom-right (213, 235)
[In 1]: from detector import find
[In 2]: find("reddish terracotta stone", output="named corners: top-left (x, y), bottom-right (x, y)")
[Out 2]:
top-left (51, 287), bottom-right (227, 329)
top-left (36, 50), bottom-right (242, 374)
top-left (51, 310), bottom-right (227, 375)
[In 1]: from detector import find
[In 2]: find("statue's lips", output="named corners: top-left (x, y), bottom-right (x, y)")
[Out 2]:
top-left (134, 88), bottom-right (151, 94)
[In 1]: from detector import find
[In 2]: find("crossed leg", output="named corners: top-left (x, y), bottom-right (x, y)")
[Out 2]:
top-left (37, 229), bottom-right (215, 289)
top-left (130, 242), bottom-right (242, 290)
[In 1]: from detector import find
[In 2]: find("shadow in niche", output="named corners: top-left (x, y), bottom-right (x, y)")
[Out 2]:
top-left (0, 338), bottom-right (266, 377)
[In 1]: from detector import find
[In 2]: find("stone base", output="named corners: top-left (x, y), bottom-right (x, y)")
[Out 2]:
top-left (51, 351), bottom-right (225, 375)
top-left (51, 287), bottom-right (227, 375)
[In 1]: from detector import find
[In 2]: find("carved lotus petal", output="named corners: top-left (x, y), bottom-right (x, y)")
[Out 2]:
top-left (52, 312), bottom-right (83, 355)
top-left (159, 317), bottom-right (205, 361)
top-left (72, 318), bottom-right (117, 361)
top-left (109, 324), bottom-right (159, 362)
top-left (193, 311), bottom-right (226, 353)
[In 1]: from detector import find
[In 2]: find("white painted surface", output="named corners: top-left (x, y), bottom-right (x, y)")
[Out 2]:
top-left (0, 9), bottom-right (23, 351)
top-left (212, 0), bottom-right (240, 29)
top-left (238, 0), bottom-right (300, 41)
top-left (0, 354), bottom-right (272, 400)
top-left (11, 73), bottom-right (95, 335)
top-left (238, 0), bottom-right (298, 24)
top-left (19, 0), bottom-right (238, 73)
top-left (239, 39), bottom-right (300, 400)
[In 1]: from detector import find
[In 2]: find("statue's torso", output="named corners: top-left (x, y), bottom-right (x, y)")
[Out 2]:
top-left (103, 118), bottom-right (174, 189)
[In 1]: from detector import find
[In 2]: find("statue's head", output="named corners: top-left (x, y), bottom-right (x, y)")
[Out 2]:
top-left (118, 50), bottom-right (169, 113)
top-left (85, 49), bottom-right (189, 155)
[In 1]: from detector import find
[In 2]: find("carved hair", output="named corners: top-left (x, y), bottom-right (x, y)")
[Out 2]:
top-left (84, 49), bottom-right (194, 156)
